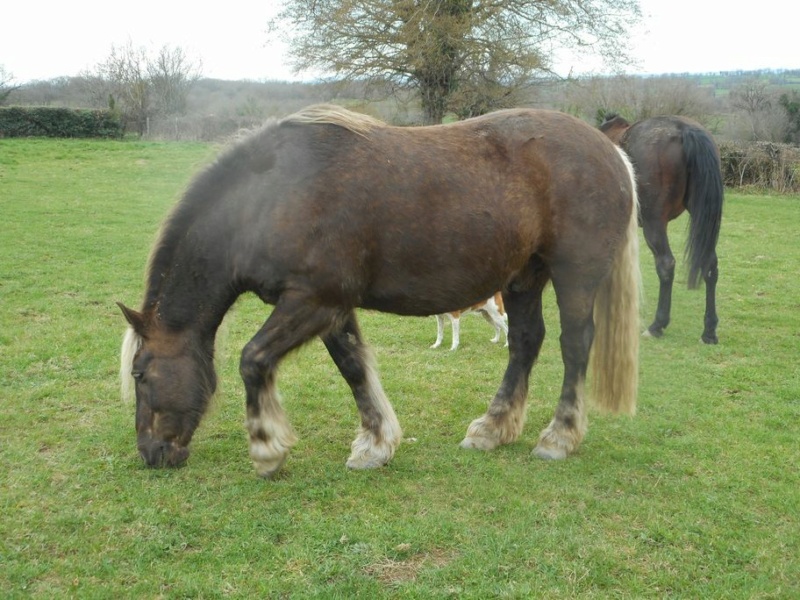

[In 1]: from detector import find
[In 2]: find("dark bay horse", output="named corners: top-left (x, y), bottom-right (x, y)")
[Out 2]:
top-left (119, 105), bottom-right (641, 477)
top-left (600, 114), bottom-right (724, 344)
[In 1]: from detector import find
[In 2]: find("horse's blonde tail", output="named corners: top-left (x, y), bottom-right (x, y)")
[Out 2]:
top-left (589, 150), bottom-right (641, 415)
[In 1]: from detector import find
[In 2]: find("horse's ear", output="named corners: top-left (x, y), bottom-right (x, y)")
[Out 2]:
top-left (117, 302), bottom-right (146, 337)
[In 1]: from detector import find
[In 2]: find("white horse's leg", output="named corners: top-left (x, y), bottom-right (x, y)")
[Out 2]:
top-left (449, 314), bottom-right (461, 350)
top-left (480, 302), bottom-right (509, 346)
top-left (430, 315), bottom-right (446, 349)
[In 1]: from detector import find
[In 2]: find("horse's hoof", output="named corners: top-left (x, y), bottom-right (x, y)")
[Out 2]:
top-left (253, 454), bottom-right (289, 479)
top-left (701, 334), bottom-right (718, 345)
top-left (346, 454), bottom-right (388, 470)
top-left (644, 327), bottom-right (664, 338)
top-left (346, 439), bottom-right (395, 470)
top-left (459, 436), bottom-right (498, 451)
top-left (532, 445), bottom-right (567, 460)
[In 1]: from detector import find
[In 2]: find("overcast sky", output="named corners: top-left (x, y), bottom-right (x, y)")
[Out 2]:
top-left (2, 1), bottom-right (798, 84)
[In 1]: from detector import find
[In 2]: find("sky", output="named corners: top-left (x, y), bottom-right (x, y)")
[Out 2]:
top-left (2, 1), bottom-right (798, 84)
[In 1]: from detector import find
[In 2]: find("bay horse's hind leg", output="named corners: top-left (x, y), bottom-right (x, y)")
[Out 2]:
top-left (321, 312), bottom-right (402, 469)
top-left (534, 276), bottom-right (596, 459)
top-left (702, 252), bottom-right (719, 344)
top-left (461, 263), bottom-right (548, 450)
top-left (240, 292), bottom-right (342, 478)
top-left (642, 220), bottom-right (675, 338)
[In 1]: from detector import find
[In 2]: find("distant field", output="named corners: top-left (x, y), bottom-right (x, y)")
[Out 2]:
top-left (1, 138), bottom-right (798, 598)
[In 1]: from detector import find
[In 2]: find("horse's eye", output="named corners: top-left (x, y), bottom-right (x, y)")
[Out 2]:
top-left (132, 370), bottom-right (144, 381)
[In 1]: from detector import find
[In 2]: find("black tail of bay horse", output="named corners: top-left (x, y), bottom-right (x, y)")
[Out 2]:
top-left (601, 114), bottom-right (724, 344)
top-left (119, 105), bottom-right (641, 477)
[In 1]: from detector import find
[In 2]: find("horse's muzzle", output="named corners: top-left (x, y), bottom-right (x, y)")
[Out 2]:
top-left (138, 438), bottom-right (190, 468)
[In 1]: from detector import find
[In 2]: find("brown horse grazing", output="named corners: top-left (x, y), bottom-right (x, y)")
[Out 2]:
top-left (600, 113), bottom-right (724, 344)
top-left (119, 105), bottom-right (641, 477)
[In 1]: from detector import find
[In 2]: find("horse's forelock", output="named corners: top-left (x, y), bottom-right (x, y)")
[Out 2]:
top-left (281, 104), bottom-right (385, 137)
top-left (120, 326), bottom-right (142, 402)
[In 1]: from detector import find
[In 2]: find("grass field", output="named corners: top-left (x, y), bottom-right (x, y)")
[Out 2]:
top-left (1, 138), bottom-right (798, 598)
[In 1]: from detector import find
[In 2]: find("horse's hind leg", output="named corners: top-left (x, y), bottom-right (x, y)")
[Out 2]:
top-left (240, 292), bottom-right (340, 478)
top-left (534, 276), bottom-right (596, 460)
top-left (643, 220), bottom-right (675, 338)
top-left (702, 252), bottom-right (719, 344)
top-left (461, 265), bottom-right (548, 450)
top-left (322, 312), bottom-right (402, 469)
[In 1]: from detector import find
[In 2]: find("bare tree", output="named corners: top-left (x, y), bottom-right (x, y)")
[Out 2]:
top-left (90, 42), bottom-right (203, 136)
top-left (98, 41), bottom-right (151, 135)
top-left (729, 78), bottom-right (786, 141)
top-left (270, 0), bottom-right (641, 124)
top-left (0, 65), bottom-right (21, 105)
top-left (148, 45), bottom-right (202, 116)
top-left (563, 75), bottom-right (718, 126)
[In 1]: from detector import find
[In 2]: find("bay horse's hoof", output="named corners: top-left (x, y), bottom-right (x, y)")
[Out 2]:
top-left (701, 334), bottom-right (718, 344)
top-left (644, 326), bottom-right (664, 338)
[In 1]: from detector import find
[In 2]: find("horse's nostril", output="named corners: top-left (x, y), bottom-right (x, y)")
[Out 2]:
top-left (139, 440), bottom-right (168, 467)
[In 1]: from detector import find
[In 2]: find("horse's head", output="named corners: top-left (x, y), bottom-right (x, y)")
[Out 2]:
top-left (118, 303), bottom-right (216, 468)
top-left (599, 112), bottom-right (631, 145)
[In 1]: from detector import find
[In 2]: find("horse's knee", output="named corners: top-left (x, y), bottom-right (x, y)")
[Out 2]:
top-left (239, 343), bottom-right (265, 386)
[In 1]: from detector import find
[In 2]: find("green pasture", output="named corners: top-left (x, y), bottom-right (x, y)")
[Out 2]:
top-left (1, 138), bottom-right (798, 598)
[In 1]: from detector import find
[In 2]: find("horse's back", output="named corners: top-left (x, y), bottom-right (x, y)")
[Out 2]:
top-left (229, 107), bottom-right (634, 316)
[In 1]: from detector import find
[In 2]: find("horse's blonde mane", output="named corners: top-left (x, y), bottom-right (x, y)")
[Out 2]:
top-left (120, 326), bottom-right (142, 402)
top-left (281, 104), bottom-right (386, 137)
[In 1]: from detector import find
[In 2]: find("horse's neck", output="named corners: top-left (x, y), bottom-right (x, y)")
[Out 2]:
top-left (148, 238), bottom-right (240, 338)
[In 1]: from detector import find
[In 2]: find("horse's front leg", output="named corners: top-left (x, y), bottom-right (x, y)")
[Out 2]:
top-left (461, 271), bottom-right (548, 450)
top-left (702, 253), bottom-right (719, 344)
top-left (322, 312), bottom-right (402, 469)
top-left (239, 293), bottom-right (338, 478)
